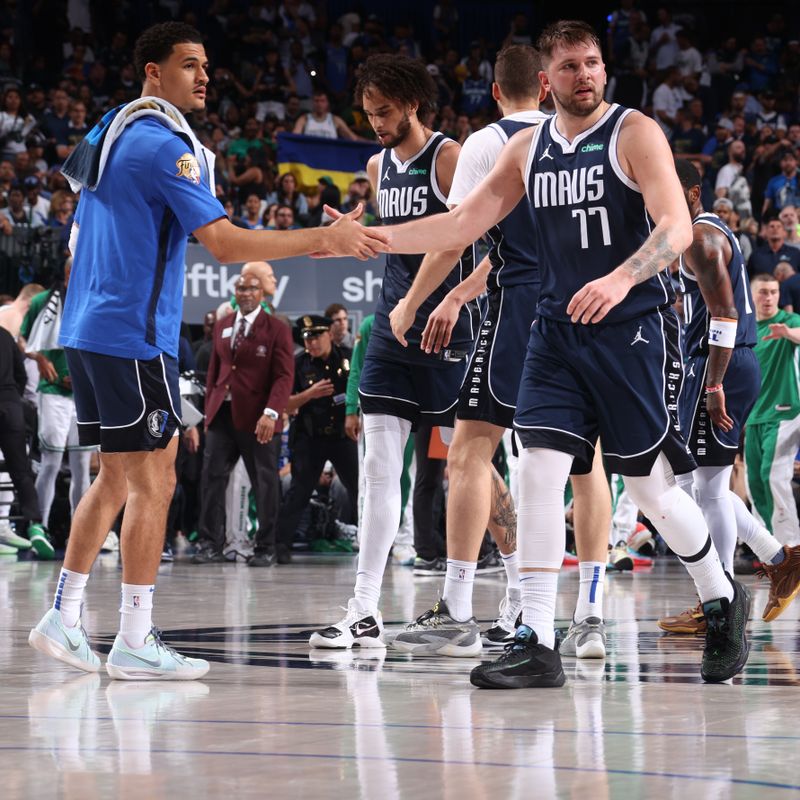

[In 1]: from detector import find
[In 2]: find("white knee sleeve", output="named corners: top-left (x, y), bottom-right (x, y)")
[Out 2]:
top-left (517, 448), bottom-right (573, 570)
top-left (625, 454), bottom-right (708, 559)
top-left (354, 414), bottom-right (412, 613)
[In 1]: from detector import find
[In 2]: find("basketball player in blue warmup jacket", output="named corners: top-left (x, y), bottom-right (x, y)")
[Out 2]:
top-left (661, 159), bottom-right (800, 629)
top-left (28, 22), bottom-right (386, 680)
top-left (379, 21), bottom-right (750, 687)
top-left (386, 46), bottom-right (613, 660)
top-left (309, 55), bottom-right (480, 649)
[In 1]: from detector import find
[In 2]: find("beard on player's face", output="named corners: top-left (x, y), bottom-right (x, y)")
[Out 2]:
top-left (549, 83), bottom-right (604, 117)
top-left (379, 111), bottom-right (412, 149)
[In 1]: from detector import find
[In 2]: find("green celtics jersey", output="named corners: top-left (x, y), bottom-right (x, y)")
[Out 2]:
top-left (19, 290), bottom-right (71, 397)
top-left (749, 309), bottom-right (800, 424)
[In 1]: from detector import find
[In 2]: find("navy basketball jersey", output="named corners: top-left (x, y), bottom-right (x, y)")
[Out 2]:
top-left (484, 115), bottom-right (546, 290)
top-left (526, 104), bottom-right (674, 324)
top-left (679, 212), bottom-right (757, 356)
top-left (371, 132), bottom-right (478, 364)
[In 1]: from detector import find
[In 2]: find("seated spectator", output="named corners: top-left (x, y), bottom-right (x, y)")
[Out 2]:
top-left (459, 57), bottom-right (492, 116)
top-left (255, 47), bottom-right (295, 121)
top-left (307, 176), bottom-right (341, 228)
top-left (713, 197), bottom-right (753, 262)
top-left (774, 261), bottom-right (800, 312)
top-left (58, 101), bottom-right (91, 161)
top-left (652, 66), bottom-right (683, 137)
top-left (267, 204), bottom-right (299, 231)
top-left (46, 189), bottom-right (75, 253)
top-left (22, 175), bottom-right (50, 220)
top-left (0, 86), bottom-right (37, 162)
top-left (756, 90), bottom-right (787, 133)
top-left (780, 204), bottom-right (800, 250)
top-left (273, 172), bottom-right (308, 224)
top-left (226, 117), bottom-right (264, 162)
top-left (340, 170), bottom-right (377, 223)
top-left (40, 89), bottom-right (70, 164)
top-left (240, 193), bottom-right (265, 230)
top-left (293, 90), bottom-right (361, 141)
top-left (0, 185), bottom-right (45, 235)
top-left (748, 214), bottom-right (800, 276)
top-left (715, 140), bottom-right (752, 218)
top-left (671, 106), bottom-right (706, 155)
top-left (763, 149), bottom-right (800, 216)
top-left (229, 148), bottom-right (270, 202)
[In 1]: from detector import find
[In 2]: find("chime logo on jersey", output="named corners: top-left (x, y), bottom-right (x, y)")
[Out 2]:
top-left (378, 185), bottom-right (428, 218)
top-left (532, 165), bottom-right (605, 208)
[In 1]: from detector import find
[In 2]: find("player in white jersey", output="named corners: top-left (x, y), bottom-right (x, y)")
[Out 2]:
top-left (387, 45), bottom-right (613, 660)
top-left (374, 21), bottom-right (749, 687)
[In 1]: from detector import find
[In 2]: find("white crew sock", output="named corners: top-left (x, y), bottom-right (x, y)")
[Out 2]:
top-left (680, 540), bottom-right (733, 603)
top-left (625, 454), bottom-right (733, 603)
top-left (53, 567), bottom-right (89, 628)
top-left (520, 572), bottom-right (559, 649)
top-left (730, 491), bottom-right (784, 564)
top-left (501, 550), bottom-right (520, 591)
top-left (575, 561), bottom-right (606, 622)
top-left (442, 558), bottom-right (477, 621)
top-left (353, 414), bottom-right (411, 615)
top-left (119, 583), bottom-right (154, 649)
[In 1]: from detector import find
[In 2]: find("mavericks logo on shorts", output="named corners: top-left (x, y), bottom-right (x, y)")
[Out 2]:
top-left (175, 153), bottom-right (201, 184)
top-left (147, 409), bottom-right (169, 438)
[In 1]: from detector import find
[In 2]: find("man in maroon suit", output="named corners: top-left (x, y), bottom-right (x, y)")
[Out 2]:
top-left (194, 274), bottom-right (294, 566)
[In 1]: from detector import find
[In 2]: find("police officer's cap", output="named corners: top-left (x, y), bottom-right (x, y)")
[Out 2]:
top-left (296, 314), bottom-right (333, 339)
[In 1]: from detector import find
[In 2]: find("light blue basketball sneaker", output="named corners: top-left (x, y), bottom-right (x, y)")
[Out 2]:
top-left (28, 608), bottom-right (101, 672)
top-left (106, 627), bottom-right (210, 681)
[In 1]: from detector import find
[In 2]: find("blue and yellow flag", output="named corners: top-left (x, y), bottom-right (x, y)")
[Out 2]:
top-left (277, 132), bottom-right (381, 195)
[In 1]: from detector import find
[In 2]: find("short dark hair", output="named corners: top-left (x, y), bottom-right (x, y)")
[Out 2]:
top-left (537, 20), bottom-right (602, 66)
top-left (133, 22), bottom-right (203, 81)
top-left (355, 54), bottom-right (437, 119)
top-left (276, 205), bottom-right (294, 215)
top-left (325, 302), bottom-right (347, 317)
top-left (494, 45), bottom-right (541, 101)
top-left (674, 158), bottom-right (702, 190)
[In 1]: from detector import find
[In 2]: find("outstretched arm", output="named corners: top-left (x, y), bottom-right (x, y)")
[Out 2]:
top-left (683, 222), bottom-right (737, 431)
top-left (194, 204), bottom-right (388, 263)
top-left (567, 114), bottom-right (693, 324)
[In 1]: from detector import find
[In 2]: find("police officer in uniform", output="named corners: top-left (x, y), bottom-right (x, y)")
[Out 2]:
top-left (275, 315), bottom-right (358, 563)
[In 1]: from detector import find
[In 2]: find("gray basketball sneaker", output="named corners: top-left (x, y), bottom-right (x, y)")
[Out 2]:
top-left (391, 599), bottom-right (482, 657)
top-left (559, 616), bottom-right (607, 659)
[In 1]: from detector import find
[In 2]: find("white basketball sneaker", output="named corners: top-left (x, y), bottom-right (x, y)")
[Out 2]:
top-left (28, 608), bottom-right (101, 673)
top-left (106, 628), bottom-right (210, 681)
top-left (309, 598), bottom-right (386, 649)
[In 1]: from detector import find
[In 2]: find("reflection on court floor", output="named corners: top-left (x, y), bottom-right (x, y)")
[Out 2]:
top-left (2, 557), bottom-right (799, 798)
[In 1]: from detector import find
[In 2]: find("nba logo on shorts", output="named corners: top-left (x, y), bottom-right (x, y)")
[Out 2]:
top-left (133, 595), bottom-right (140, 608)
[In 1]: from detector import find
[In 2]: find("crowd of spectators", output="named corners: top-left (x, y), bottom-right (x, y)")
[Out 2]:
top-left (0, 2), bottom-right (795, 295)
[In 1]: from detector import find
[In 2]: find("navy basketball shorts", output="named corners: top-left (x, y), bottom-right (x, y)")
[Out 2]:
top-left (514, 308), bottom-right (696, 477)
top-left (457, 283), bottom-right (540, 429)
top-left (679, 346), bottom-right (760, 467)
top-left (359, 352), bottom-right (468, 430)
top-left (65, 348), bottom-right (181, 453)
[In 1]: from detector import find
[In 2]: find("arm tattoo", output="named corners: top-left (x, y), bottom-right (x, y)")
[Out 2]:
top-left (619, 229), bottom-right (680, 286)
top-left (490, 469), bottom-right (517, 550)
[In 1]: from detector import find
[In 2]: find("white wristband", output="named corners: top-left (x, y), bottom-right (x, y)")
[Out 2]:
top-left (708, 318), bottom-right (737, 349)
